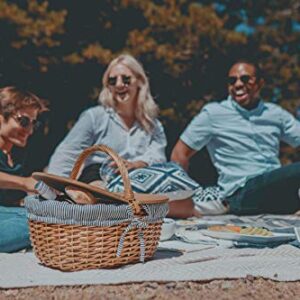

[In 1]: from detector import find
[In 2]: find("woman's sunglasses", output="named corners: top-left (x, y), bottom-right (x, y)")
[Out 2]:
top-left (108, 75), bottom-right (131, 86)
top-left (227, 75), bottom-right (256, 85)
top-left (12, 114), bottom-right (41, 130)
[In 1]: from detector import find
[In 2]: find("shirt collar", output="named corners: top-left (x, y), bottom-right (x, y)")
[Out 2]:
top-left (228, 95), bottom-right (265, 116)
top-left (105, 106), bottom-right (140, 132)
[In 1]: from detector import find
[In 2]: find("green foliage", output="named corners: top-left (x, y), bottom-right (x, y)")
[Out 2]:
top-left (0, 0), bottom-right (299, 175)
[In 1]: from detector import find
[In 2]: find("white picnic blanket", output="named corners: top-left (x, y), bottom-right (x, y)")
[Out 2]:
top-left (1, 214), bottom-right (300, 288)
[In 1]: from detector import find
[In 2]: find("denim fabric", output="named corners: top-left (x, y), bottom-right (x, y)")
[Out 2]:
top-left (0, 206), bottom-right (31, 252)
top-left (228, 162), bottom-right (300, 215)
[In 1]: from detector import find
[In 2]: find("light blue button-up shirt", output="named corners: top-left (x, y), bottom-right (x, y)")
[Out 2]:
top-left (48, 106), bottom-right (167, 177)
top-left (180, 96), bottom-right (300, 198)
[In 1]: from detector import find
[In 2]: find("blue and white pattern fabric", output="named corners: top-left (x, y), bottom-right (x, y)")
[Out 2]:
top-left (192, 186), bottom-right (227, 215)
top-left (106, 162), bottom-right (199, 194)
top-left (104, 162), bottom-right (226, 214)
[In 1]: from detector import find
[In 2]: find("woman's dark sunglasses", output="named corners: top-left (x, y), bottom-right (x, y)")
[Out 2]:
top-left (227, 75), bottom-right (256, 85)
top-left (12, 114), bottom-right (41, 130)
top-left (108, 75), bottom-right (131, 86)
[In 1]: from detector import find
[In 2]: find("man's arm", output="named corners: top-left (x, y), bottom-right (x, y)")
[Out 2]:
top-left (171, 139), bottom-right (197, 171)
top-left (172, 106), bottom-right (213, 170)
top-left (0, 171), bottom-right (37, 193)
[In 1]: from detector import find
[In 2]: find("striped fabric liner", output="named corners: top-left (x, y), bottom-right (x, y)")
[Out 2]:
top-left (25, 195), bottom-right (168, 227)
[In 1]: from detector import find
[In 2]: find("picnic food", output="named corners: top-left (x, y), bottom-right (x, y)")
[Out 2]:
top-left (176, 219), bottom-right (200, 226)
top-left (208, 225), bottom-right (273, 236)
top-left (240, 227), bottom-right (273, 236)
top-left (65, 186), bottom-right (98, 204)
top-left (208, 225), bottom-right (242, 233)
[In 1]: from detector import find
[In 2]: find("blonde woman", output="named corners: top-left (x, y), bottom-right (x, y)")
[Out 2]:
top-left (48, 54), bottom-right (167, 181)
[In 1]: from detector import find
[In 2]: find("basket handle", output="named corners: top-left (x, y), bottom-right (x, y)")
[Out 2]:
top-left (70, 144), bottom-right (141, 214)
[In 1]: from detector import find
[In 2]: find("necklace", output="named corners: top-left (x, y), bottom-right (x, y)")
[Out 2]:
top-left (1, 148), bottom-right (14, 167)
top-left (2, 149), bottom-right (10, 156)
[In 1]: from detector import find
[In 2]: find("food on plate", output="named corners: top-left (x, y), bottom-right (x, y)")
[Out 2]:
top-left (208, 225), bottom-right (273, 236)
top-left (240, 227), bottom-right (273, 236)
top-left (176, 220), bottom-right (199, 226)
top-left (208, 225), bottom-right (241, 233)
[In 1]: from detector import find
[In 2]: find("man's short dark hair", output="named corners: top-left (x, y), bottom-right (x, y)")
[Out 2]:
top-left (229, 59), bottom-right (263, 80)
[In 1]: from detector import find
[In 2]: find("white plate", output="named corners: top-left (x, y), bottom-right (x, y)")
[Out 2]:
top-left (201, 229), bottom-right (296, 244)
top-left (176, 219), bottom-right (225, 228)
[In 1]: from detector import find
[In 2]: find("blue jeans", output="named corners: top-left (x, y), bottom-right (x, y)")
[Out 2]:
top-left (228, 162), bottom-right (300, 215)
top-left (0, 206), bottom-right (31, 252)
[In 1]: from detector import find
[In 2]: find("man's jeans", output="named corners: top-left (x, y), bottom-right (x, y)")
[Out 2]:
top-left (0, 206), bottom-right (31, 252)
top-left (228, 162), bottom-right (300, 215)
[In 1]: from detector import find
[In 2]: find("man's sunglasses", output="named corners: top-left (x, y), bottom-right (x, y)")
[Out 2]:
top-left (12, 114), bottom-right (41, 130)
top-left (108, 75), bottom-right (132, 86)
top-left (227, 75), bottom-right (256, 85)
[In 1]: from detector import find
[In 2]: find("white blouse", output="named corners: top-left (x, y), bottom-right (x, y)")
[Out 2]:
top-left (48, 106), bottom-right (167, 176)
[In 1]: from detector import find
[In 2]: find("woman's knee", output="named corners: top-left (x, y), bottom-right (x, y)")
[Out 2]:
top-left (167, 198), bottom-right (201, 219)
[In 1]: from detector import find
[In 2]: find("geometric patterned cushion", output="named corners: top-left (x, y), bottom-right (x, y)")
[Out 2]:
top-left (192, 185), bottom-right (227, 215)
top-left (193, 186), bottom-right (222, 203)
top-left (107, 162), bottom-right (199, 194)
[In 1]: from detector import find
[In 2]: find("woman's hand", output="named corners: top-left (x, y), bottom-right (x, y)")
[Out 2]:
top-left (122, 160), bottom-right (148, 171)
top-left (109, 160), bottom-right (148, 173)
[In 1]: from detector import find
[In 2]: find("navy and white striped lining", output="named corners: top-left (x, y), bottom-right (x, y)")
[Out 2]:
top-left (25, 195), bottom-right (168, 262)
top-left (25, 195), bottom-right (168, 227)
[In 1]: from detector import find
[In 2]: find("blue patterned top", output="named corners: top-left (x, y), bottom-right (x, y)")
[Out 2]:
top-left (180, 96), bottom-right (300, 198)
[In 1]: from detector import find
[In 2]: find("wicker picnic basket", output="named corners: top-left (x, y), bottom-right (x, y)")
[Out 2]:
top-left (25, 145), bottom-right (169, 271)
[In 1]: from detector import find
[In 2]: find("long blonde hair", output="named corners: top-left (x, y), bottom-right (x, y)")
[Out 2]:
top-left (98, 54), bottom-right (159, 133)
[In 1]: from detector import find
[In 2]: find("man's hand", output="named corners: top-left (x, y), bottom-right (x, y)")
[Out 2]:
top-left (22, 177), bottom-right (38, 193)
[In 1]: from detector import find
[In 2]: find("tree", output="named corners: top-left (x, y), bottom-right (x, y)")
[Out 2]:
top-left (0, 0), bottom-right (299, 181)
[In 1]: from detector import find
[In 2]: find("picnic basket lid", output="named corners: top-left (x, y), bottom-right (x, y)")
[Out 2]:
top-left (33, 145), bottom-right (168, 213)
top-left (32, 172), bottom-right (168, 205)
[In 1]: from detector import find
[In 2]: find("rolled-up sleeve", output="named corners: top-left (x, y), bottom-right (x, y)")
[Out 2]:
top-left (136, 120), bottom-right (167, 165)
top-left (48, 110), bottom-right (96, 176)
top-left (180, 107), bottom-right (212, 151)
top-left (280, 108), bottom-right (300, 147)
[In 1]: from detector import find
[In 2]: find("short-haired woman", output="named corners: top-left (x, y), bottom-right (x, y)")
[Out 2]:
top-left (0, 86), bottom-right (47, 252)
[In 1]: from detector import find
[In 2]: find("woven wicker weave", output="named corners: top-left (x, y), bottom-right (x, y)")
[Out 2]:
top-left (27, 145), bottom-right (168, 271)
